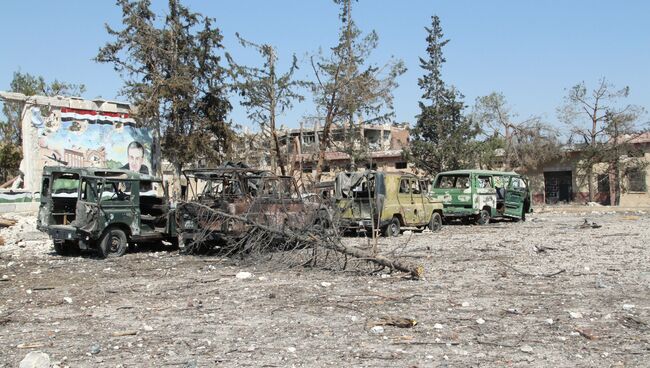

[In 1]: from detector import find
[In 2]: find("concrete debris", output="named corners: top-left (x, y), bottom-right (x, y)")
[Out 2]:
top-left (235, 271), bottom-right (252, 279)
top-left (476, 318), bottom-right (485, 324)
top-left (569, 312), bottom-right (583, 319)
top-left (19, 351), bottom-right (50, 368)
top-left (370, 326), bottom-right (384, 334)
top-left (90, 343), bottom-right (101, 355)
top-left (622, 304), bottom-right (635, 310)
top-left (63, 297), bottom-right (72, 304)
top-left (520, 345), bottom-right (534, 353)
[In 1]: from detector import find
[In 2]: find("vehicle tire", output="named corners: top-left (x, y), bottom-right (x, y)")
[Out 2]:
top-left (428, 212), bottom-right (443, 232)
top-left (476, 209), bottom-right (491, 225)
top-left (521, 208), bottom-right (526, 222)
top-left (382, 217), bottom-right (401, 237)
top-left (98, 228), bottom-right (128, 258)
top-left (53, 241), bottom-right (70, 256)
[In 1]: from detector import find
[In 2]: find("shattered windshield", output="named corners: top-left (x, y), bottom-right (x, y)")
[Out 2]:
top-left (336, 172), bottom-right (377, 199)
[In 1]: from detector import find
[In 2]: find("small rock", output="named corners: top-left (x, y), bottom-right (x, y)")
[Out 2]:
top-left (622, 304), bottom-right (635, 310)
top-left (476, 318), bottom-right (485, 324)
top-left (287, 347), bottom-right (296, 353)
top-left (90, 343), bottom-right (101, 355)
top-left (370, 326), bottom-right (384, 334)
top-left (569, 312), bottom-right (583, 319)
top-left (433, 323), bottom-right (444, 329)
top-left (320, 282), bottom-right (332, 287)
top-left (235, 272), bottom-right (252, 279)
top-left (520, 345), bottom-right (533, 353)
top-left (2, 274), bottom-right (8, 279)
top-left (26, 289), bottom-right (32, 295)
top-left (461, 301), bottom-right (470, 307)
top-left (545, 318), bottom-right (554, 325)
top-left (403, 230), bottom-right (413, 235)
top-left (143, 325), bottom-right (153, 331)
top-left (63, 297), bottom-right (73, 304)
top-left (19, 351), bottom-right (50, 368)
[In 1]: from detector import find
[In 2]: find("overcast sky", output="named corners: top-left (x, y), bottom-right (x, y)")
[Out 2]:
top-left (1, 0), bottom-right (648, 132)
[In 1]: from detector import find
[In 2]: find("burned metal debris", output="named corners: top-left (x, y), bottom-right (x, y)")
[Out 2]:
top-left (175, 164), bottom-right (423, 278)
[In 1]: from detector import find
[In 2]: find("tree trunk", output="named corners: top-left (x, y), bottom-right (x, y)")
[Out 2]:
top-left (173, 161), bottom-right (183, 200)
top-left (587, 167), bottom-right (594, 203)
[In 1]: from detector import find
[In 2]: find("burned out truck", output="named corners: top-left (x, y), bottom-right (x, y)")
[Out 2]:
top-left (176, 166), bottom-right (329, 248)
top-left (37, 166), bottom-right (176, 257)
top-left (335, 171), bottom-right (444, 236)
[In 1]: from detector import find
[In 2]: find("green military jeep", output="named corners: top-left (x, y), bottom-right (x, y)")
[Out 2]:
top-left (429, 169), bottom-right (532, 224)
top-left (37, 166), bottom-right (176, 257)
top-left (335, 171), bottom-right (444, 236)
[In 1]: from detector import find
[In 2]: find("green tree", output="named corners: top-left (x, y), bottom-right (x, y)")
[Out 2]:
top-left (558, 78), bottom-right (645, 203)
top-left (96, 0), bottom-right (233, 195)
top-left (310, 0), bottom-right (405, 181)
top-left (227, 34), bottom-right (305, 176)
top-left (408, 15), bottom-right (478, 175)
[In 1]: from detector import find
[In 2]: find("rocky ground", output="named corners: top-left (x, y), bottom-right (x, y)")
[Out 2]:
top-left (1, 207), bottom-right (649, 367)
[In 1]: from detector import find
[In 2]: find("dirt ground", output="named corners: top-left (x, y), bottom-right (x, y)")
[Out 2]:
top-left (1, 207), bottom-right (649, 367)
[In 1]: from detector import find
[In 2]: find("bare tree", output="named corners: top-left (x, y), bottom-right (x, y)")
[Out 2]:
top-left (473, 92), bottom-right (561, 171)
top-left (558, 78), bottom-right (644, 202)
top-left (227, 34), bottom-right (305, 175)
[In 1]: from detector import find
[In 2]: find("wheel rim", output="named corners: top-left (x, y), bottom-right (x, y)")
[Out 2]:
top-left (390, 222), bottom-right (398, 236)
top-left (109, 235), bottom-right (121, 253)
top-left (432, 216), bottom-right (441, 231)
top-left (481, 211), bottom-right (489, 223)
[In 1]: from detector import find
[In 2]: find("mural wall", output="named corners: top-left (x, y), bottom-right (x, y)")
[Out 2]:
top-left (31, 107), bottom-right (153, 174)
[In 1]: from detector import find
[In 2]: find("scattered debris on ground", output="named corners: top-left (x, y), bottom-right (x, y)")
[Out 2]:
top-left (0, 209), bottom-right (648, 366)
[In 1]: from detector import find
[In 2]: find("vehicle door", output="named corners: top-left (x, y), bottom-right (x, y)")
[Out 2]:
top-left (504, 176), bottom-right (526, 218)
top-left (98, 178), bottom-right (140, 235)
top-left (411, 178), bottom-right (428, 224)
top-left (397, 176), bottom-right (417, 224)
top-left (37, 174), bottom-right (52, 230)
top-left (75, 176), bottom-right (104, 235)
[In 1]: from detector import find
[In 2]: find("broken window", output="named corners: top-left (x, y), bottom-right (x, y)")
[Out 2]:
top-left (434, 174), bottom-right (470, 189)
top-left (477, 176), bottom-right (492, 188)
top-left (395, 162), bottom-right (407, 169)
top-left (100, 181), bottom-right (131, 202)
top-left (626, 168), bottom-right (647, 192)
top-left (399, 178), bottom-right (410, 194)
top-left (410, 179), bottom-right (421, 194)
top-left (597, 174), bottom-right (610, 193)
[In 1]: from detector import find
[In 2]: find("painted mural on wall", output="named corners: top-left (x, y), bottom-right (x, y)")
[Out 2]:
top-left (31, 107), bottom-right (153, 174)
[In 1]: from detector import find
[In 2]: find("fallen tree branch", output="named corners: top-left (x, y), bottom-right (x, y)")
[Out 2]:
top-left (497, 260), bottom-right (566, 278)
top-left (177, 202), bottom-right (424, 279)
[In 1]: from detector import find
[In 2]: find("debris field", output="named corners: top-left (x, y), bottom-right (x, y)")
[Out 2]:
top-left (0, 208), bottom-right (649, 367)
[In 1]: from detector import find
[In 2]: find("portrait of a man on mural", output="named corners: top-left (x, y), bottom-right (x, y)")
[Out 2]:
top-left (121, 141), bottom-right (149, 174)
top-left (33, 107), bottom-right (154, 174)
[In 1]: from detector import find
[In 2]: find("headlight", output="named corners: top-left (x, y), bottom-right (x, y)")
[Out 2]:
top-left (183, 220), bottom-right (195, 229)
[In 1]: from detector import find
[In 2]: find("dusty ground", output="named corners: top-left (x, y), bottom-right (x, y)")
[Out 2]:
top-left (1, 208), bottom-right (649, 367)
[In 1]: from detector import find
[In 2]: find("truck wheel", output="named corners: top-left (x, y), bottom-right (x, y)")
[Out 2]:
top-left (383, 217), bottom-right (401, 237)
top-left (476, 209), bottom-right (491, 225)
top-left (99, 228), bottom-right (128, 258)
top-left (53, 241), bottom-right (70, 256)
top-left (428, 212), bottom-right (443, 232)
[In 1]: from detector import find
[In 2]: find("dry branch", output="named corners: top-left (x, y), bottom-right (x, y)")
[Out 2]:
top-left (177, 202), bottom-right (424, 278)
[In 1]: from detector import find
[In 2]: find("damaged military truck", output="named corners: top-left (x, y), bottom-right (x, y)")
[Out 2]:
top-left (37, 167), bottom-right (176, 257)
top-left (335, 171), bottom-right (444, 236)
top-left (176, 166), bottom-right (330, 251)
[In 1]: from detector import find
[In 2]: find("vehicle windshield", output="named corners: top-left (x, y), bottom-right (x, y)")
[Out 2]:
top-left (336, 172), bottom-right (377, 199)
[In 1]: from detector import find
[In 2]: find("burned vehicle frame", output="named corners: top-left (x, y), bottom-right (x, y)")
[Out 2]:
top-left (177, 167), bottom-right (329, 249)
top-left (37, 166), bottom-right (176, 257)
top-left (335, 171), bottom-right (444, 236)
